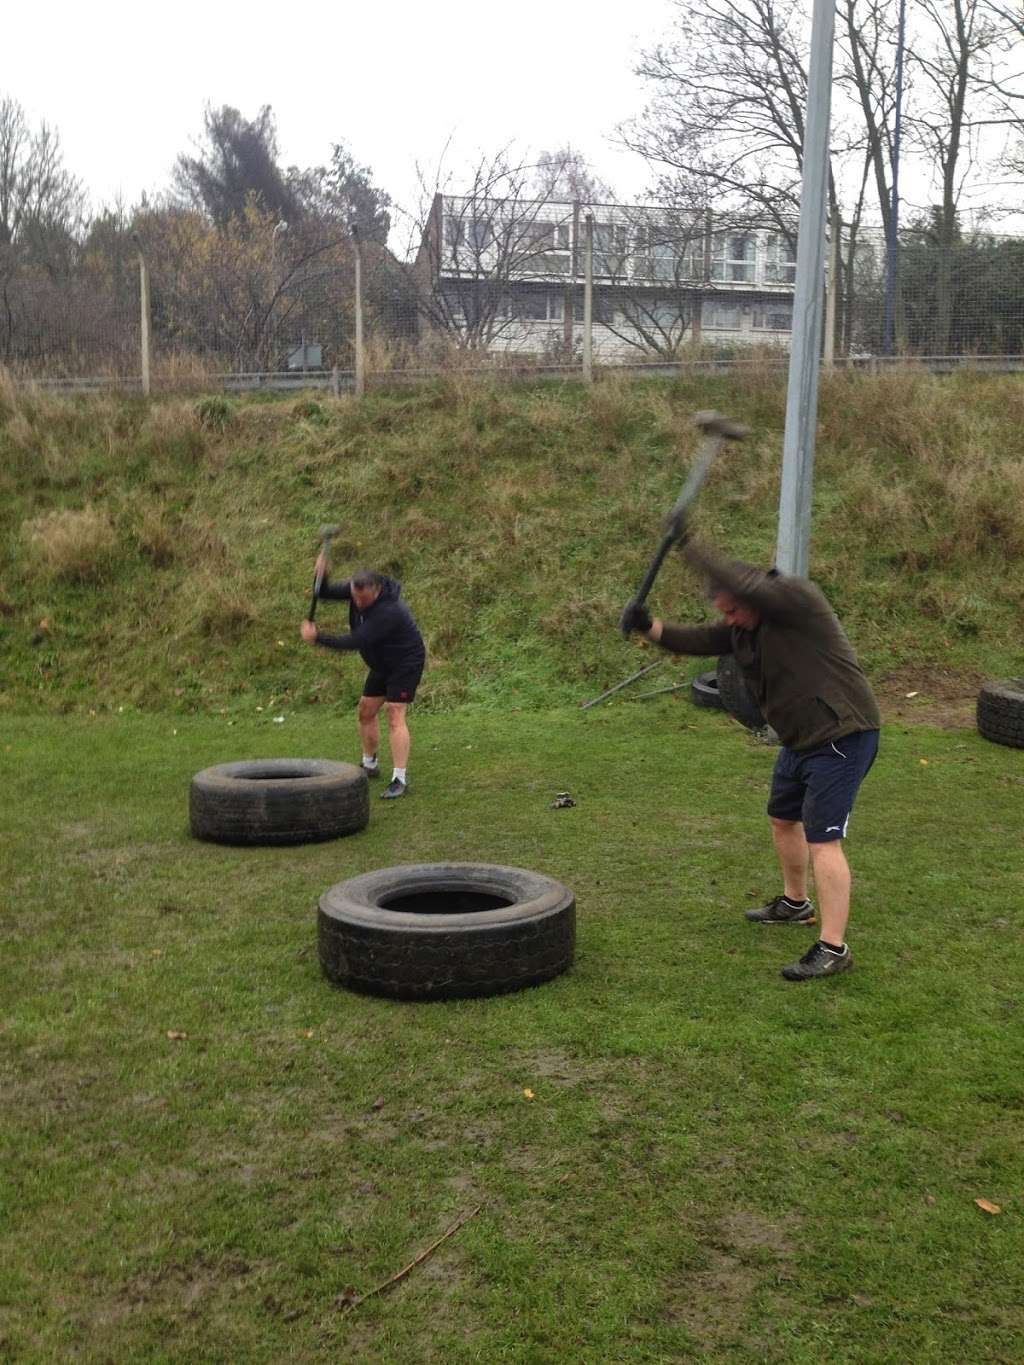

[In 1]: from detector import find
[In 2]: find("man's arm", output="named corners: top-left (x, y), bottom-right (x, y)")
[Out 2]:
top-left (654, 620), bottom-right (733, 656)
top-left (682, 541), bottom-right (812, 623)
top-left (621, 601), bottom-right (732, 656)
top-left (316, 572), bottom-right (353, 603)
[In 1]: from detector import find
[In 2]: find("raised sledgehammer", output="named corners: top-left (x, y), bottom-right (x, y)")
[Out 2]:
top-left (307, 524), bottom-right (341, 622)
top-left (623, 410), bottom-right (750, 632)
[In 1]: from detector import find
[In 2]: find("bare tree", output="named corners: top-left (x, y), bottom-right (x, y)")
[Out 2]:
top-left (411, 147), bottom-right (581, 352)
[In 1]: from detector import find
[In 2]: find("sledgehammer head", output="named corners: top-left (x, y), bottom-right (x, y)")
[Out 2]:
top-left (693, 410), bottom-right (751, 441)
top-left (318, 524), bottom-right (342, 544)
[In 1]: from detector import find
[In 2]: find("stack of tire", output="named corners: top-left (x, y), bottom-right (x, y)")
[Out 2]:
top-left (976, 679), bottom-right (1024, 749)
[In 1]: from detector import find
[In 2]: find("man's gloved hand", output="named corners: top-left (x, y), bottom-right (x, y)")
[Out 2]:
top-left (620, 599), bottom-right (653, 635)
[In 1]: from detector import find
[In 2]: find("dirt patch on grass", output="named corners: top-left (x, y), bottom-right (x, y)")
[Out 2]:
top-left (876, 664), bottom-right (985, 729)
top-left (667, 1210), bottom-right (800, 1351)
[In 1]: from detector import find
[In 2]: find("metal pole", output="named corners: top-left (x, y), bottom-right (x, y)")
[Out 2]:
top-left (824, 206), bottom-right (840, 369)
top-left (774, 0), bottom-right (836, 577)
top-left (582, 213), bottom-right (594, 385)
top-left (883, 0), bottom-right (907, 356)
top-left (137, 244), bottom-right (151, 397)
top-left (352, 225), bottom-right (365, 397)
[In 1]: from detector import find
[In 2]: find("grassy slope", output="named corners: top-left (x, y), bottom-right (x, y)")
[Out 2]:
top-left (1, 706), bottom-right (1023, 1363)
top-left (1, 368), bottom-right (1023, 716)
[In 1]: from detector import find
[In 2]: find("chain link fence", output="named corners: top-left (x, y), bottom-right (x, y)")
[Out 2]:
top-left (3, 196), bottom-right (1024, 392)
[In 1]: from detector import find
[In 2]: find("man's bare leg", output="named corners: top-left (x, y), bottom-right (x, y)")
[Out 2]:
top-left (808, 840), bottom-right (852, 946)
top-left (357, 696), bottom-right (385, 762)
top-left (771, 817), bottom-right (810, 901)
top-left (386, 702), bottom-right (410, 770)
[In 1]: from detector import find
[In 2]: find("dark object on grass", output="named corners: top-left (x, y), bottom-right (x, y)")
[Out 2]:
top-left (190, 759), bottom-right (368, 845)
top-left (976, 678), bottom-right (1024, 749)
top-left (550, 791), bottom-right (575, 808)
top-left (690, 669), bottom-right (724, 709)
top-left (318, 863), bottom-right (575, 1000)
top-left (716, 654), bottom-right (767, 731)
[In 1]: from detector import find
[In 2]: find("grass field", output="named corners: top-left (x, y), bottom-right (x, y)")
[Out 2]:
top-left (2, 700), bottom-right (1022, 1363)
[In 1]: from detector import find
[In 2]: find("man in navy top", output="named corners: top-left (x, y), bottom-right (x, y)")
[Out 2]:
top-left (301, 565), bottom-right (426, 799)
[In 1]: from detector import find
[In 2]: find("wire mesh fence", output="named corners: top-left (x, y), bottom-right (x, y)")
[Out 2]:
top-left (3, 195), bottom-right (1024, 391)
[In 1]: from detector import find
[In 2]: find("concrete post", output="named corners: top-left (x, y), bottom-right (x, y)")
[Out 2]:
top-left (137, 243), bottom-right (151, 396)
top-left (352, 226), bottom-right (365, 397)
top-left (824, 206), bottom-right (840, 369)
top-left (583, 214), bottom-right (594, 385)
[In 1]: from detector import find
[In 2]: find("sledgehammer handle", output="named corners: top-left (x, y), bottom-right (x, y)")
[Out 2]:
top-left (631, 440), bottom-right (719, 608)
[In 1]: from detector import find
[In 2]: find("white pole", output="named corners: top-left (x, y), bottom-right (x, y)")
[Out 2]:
top-left (775, 0), bottom-right (836, 576)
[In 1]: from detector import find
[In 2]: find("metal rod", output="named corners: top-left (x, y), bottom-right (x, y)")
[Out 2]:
top-left (627, 682), bottom-right (690, 701)
top-left (580, 658), bottom-right (662, 710)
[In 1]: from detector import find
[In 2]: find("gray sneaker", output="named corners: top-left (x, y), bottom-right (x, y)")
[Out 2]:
top-left (781, 941), bottom-right (853, 981)
top-left (380, 778), bottom-right (407, 800)
top-left (361, 762), bottom-right (380, 778)
top-left (745, 895), bottom-right (816, 925)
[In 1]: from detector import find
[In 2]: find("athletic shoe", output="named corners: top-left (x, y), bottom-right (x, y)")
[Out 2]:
top-left (745, 895), bottom-right (816, 925)
top-left (360, 761), bottom-right (380, 778)
top-left (380, 778), bottom-right (407, 800)
top-left (781, 941), bottom-right (853, 981)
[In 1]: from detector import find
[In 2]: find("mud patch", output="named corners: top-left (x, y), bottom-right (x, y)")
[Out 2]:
top-left (876, 664), bottom-right (984, 729)
top-left (666, 1210), bottom-right (799, 1350)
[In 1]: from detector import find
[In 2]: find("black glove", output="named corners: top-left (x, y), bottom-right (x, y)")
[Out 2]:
top-left (620, 599), bottom-right (653, 635)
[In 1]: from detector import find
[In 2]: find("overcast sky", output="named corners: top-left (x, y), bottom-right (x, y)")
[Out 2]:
top-left (8, 0), bottom-right (673, 242)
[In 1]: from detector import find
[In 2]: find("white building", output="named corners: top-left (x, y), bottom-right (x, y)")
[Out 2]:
top-left (416, 195), bottom-right (798, 359)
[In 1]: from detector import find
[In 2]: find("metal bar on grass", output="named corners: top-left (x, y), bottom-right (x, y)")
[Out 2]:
top-left (580, 659), bottom-right (663, 710)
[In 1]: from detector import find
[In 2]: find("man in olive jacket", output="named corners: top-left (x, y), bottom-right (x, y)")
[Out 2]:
top-left (621, 538), bottom-right (880, 981)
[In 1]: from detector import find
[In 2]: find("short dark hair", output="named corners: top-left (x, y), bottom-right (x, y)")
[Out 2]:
top-left (351, 568), bottom-right (383, 590)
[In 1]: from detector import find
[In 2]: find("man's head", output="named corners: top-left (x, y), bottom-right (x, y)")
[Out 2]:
top-left (712, 588), bottom-right (761, 631)
top-left (351, 569), bottom-right (383, 611)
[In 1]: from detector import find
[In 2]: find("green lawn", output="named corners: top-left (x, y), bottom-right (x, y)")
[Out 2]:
top-left (2, 701), bottom-right (1022, 1363)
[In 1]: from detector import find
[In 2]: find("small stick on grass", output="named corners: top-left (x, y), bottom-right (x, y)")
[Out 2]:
top-left (340, 1205), bottom-right (483, 1313)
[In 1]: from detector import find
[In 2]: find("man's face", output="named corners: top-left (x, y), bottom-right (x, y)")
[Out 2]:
top-left (713, 591), bottom-right (761, 630)
top-left (351, 582), bottom-right (381, 611)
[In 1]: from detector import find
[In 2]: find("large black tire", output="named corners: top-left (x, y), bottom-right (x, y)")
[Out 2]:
top-left (190, 758), bottom-right (369, 845)
top-left (690, 669), bottom-right (724, 709)
top-left (318, 862), bottom-right (575, 1001)
top-left (976, 679), bottom-right (1024, 749)
top-left (716, 654), bottom-right (767, 731)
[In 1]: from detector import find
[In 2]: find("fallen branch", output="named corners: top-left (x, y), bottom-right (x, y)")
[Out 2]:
top-left (339, 1204), bottom-right (483, 1313)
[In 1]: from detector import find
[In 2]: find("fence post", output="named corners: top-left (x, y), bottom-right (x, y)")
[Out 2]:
top-left (824, 206), bottom-right (840, 369)
top-left (352, 225), bottom-right (365, 397)
top-left (134, 234), bottom-right (151, 396)
top-left (583, 213), bottom-right (594, 385)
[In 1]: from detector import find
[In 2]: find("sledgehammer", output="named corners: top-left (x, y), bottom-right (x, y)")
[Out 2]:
top-left (622, 410), bottom-right (749, 632)
top-left (307, 524), bottom-right (341, 622)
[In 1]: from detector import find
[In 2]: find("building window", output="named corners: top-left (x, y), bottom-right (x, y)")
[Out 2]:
top-left (634, 225), bottom-right (702, 282)
top-left (592, 223), bottom-right (629, 278)
top-left (512, 291), bottom-right (564, 322)
top-left (701, 300), bottom-right (743, 330)
top-left (711, 233), bottom-right (755, 284)
top-left (764, 232), bottom-right (797, 284)
top-left (752, 304), bottom-right (793, 331)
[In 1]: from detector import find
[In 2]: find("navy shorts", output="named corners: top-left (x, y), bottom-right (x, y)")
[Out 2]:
top-left (362, 659), bottom-right (424, 705)
top-left (767, 730), bottom-right (879, 843)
